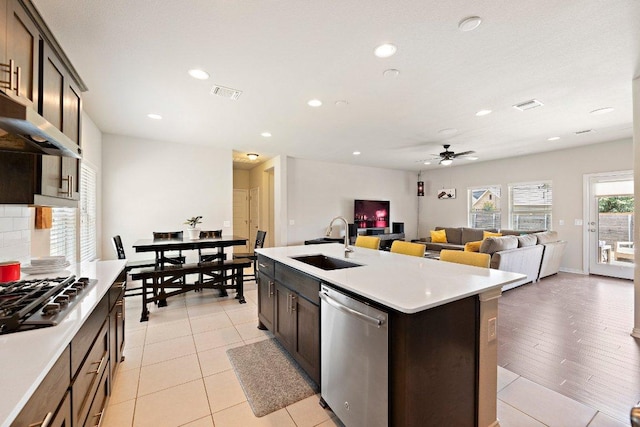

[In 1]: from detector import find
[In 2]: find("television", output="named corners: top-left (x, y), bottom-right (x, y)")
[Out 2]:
top-left (354, 200), bottom-right (390, 229)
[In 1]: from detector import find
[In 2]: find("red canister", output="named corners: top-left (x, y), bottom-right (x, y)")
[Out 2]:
top-left (0, 261), bottom-right (20, 283)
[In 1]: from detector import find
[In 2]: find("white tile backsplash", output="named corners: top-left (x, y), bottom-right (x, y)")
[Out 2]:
top-left (0, 205), bottom-right (31, 265)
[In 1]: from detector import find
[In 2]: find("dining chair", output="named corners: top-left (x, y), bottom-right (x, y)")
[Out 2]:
top-left (354, 235), bottom-right (381, 250)
top-left (390, 240), bottom-right (426, 257)
top-left (152, 231), bottom-right (186, 267)
top-left (232, 230), bottom-right (267, 282)
top-left (439, 249), bottom-right (491, 268)
top-left (112, 235), bottom-right (156, 298)
top-left (198, 230), bottom-right (225, 263)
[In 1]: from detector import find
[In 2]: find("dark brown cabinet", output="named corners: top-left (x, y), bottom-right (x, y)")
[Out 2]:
top-left (10, 346), bottom-right (70, 427)
top-left (109, 271), bottom-right (126, 379)
top-left (0, 0), bottom-right (85, 206)
top-left (3, 0), bottom-right (40, 108)
top-left (257, 258), bottom-right (321, 384)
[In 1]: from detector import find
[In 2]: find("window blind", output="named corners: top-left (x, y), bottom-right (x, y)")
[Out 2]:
top-left (509, 182), bottom-right (553, 231)
top-left (80, 164), bottom-right (97, 261)
top-left (50, 208), bottom-right (77, 262)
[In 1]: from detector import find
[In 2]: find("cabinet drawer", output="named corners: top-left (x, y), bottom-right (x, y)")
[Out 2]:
top-left (73, 319), bottom-right (109, 427)
top-left (257, 254), bottom-right (274, 277)
top-left (11, 346), bottom-right (70, 427)
top-left (71, 293), bottom-right (108, 375)
top-left (84, 366), bottom-right (109, 427)
top-left (275, 263), bottom-right (320, 305)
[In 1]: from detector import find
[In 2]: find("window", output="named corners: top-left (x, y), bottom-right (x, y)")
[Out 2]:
top-left (509, 181), bottom-right (552, 231)
top-left (50, 208), bottom-right (77, 262)
top-left (468, 185), bottom-right (501, 228)
top-left (80, 164), bottom-right (97, 261)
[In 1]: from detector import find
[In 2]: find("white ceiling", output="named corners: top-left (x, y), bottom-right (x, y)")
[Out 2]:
top-left (33, 0), bottom-right (640, 171)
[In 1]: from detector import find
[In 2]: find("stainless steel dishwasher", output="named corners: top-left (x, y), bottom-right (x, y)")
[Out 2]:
top-left (319, 284), bottom-right (388, 427)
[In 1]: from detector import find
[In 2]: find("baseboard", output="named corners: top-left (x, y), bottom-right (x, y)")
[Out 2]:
top-left (559, 267), bottom-right (586, 275)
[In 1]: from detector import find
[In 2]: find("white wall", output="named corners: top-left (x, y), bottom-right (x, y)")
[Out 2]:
top-left (419, 138), bottom-right (633, 273)
top-left (101, 134), bottom-right (233, 262)
top-left (286, 157), bottom-right (418, 245)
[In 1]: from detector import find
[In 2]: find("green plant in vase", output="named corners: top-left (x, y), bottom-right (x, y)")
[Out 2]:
top-left (184, 216), bottom-right (203, 239)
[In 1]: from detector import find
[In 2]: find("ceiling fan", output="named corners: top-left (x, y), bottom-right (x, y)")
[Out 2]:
top-left (431, 144), bottom-right (476, 166)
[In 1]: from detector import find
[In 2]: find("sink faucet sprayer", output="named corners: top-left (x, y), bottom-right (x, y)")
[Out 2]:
top-left (326, 216), bottom-right (353, 258)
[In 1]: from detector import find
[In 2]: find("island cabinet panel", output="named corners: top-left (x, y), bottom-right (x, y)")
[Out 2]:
top-left (10, 346), bottom-right (70, 427)
top-left (257, 258), bottom-right (321, 385)
top-left (257, 255), bottom-right (275, 331)
top-left (389, 295), bottom-right (479, 427)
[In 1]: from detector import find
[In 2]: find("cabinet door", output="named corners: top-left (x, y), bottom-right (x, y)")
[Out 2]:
top-left (293, 295), bottom-right (320, 384)
top-left (274, 282), bottom-right (295, 353)
top-left (257, 272), bottom-right (275, 331)
top-left (6, 0), bottom-right (39, 107)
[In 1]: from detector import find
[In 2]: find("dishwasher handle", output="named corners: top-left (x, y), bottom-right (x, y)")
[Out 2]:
top-left (320, 291), bottom-right (385, 328)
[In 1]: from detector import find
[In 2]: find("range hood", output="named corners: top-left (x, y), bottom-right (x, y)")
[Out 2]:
top-left (0, 92), bottom-right (81, 159)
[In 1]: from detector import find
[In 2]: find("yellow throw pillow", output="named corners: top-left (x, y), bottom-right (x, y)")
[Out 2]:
top-left (430, 229), bottom-right (448, 243)
top-left (464, 240), bottom-right (482, 252)
top-left (483, 231), bottom-right (502, 239)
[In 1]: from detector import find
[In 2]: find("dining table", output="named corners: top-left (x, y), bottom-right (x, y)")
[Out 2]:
top-left (132, 235), bottom-right (248, 268)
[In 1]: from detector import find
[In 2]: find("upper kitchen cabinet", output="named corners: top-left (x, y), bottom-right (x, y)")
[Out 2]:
top-left (3, 0), bottom-right (40, 108)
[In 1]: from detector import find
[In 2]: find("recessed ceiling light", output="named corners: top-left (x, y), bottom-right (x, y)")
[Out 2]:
top-left (335, 100), bottom-right (349, 107)
top-left (547, 136), bottom-right (560, 141)
top-left (308, 99), bottom-right (322, 107)
top-left (247, 153), bottom-right (259, 161)
top-left (466, 156), bottom-right (479, 161)
top-left (353, 151), bottom-right (361, 156)
top-left (475, 109), bottom-right (492, 117)
top-left (458, 16), bottom-right (482, 32)
top-left (423, 161), bottom-right (431, 165)
top-left (147, 113), bottom-right (162, 120)
top-left (438, 128), bottom-right (458, 135)
top-left (261, 132), bottom-right (272, 138)
top-left (188, 69), bottom-right (210, 80)
top-left (590, 107), bottom-right (614, 115)
top-left (374, 43), bottom-right (397, 58)
top-left (383, 69), bottom-right (400, 78)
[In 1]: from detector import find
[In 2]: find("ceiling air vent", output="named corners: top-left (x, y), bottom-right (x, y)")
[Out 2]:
top-left (513, 99), bottom-right (544, 111)
top-left (575, 129), bottom-right (594, 135)
top-left (210, 85), bottom-right (242, 100)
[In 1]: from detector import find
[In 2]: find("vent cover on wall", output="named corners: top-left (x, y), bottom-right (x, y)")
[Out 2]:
top-left (513, 99), bottom-right (544, 111)
top-left (575, 129), bottom-right (595, 135)
top-left (211, 85), bottom-right (242, 100)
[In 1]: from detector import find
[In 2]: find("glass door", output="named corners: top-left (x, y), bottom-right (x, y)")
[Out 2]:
top-left (587, 172), bottom-right (634, 279)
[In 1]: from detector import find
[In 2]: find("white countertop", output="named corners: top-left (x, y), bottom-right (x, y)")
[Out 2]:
top-left (256, 244), bottom-right (524, 313)
top-left (0, 259), bottom-right (126, 427)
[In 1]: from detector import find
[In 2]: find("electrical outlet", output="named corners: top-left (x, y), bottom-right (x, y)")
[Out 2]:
top-left (558, 219), bottom-right (564, 226)
top-left (289, 219), bottom-right (295, 226)
top-left (574, 219), bottom-right (583, 226)
top-left (223, 221), bottom-right (230, 227)
top-left (488, 317), bottom-right (497, 342)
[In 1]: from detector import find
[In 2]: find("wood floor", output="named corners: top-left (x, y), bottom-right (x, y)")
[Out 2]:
top-left (498, 272), bottom-right (640, 422)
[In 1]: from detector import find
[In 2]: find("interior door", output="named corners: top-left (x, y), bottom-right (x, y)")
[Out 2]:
top-left (249, 187), bottom-right (260, 251)
top-left (586, 171), bottom-right (634, 279)
top-left (233, 189), bottom-right (249, 253)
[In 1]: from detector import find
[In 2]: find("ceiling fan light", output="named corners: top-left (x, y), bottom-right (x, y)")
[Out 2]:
top-left (440, 159), bottom-right (453, 166)
top-left (247, 153), bottom-right (259, 161)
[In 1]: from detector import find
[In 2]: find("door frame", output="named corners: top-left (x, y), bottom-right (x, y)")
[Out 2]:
top-left (583, 170), bottom-right (634, 279)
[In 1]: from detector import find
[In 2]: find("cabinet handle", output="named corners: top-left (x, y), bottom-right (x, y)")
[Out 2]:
top-left (15, 65), bottom-right (21, 97)
top-left (88, 355), bottom-right (106, 375)
top-left (28, 411), bottom-right (53, 427)
top-left (116, 300), bottom-right (124, 307)
top-left (287, 293), bottom-right (291, 313)
top-left (269, 281), bottom-right (274, 297)
top-left (291, 295), bottom-right (296, 312)
top-left (59, 175), bottom-right (73, 198)
top-left (258, 263), bottom-right (267, 268)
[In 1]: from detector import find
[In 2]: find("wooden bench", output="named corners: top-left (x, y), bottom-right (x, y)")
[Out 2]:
top-left (131, 258), bottom-right (252, 321)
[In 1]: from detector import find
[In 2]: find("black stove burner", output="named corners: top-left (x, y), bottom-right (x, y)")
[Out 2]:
top-left (0, 275), bottom-right (97, 334)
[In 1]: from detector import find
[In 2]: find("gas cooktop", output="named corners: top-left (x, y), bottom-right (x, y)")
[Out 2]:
top-left (0, 275), bottom-right (97, 335)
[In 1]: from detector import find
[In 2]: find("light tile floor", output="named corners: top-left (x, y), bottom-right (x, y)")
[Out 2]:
top-left (102, 280), bottom-right (629, 427)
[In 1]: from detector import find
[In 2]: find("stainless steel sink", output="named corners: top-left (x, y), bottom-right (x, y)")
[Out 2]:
top-left (291, 254), bottom-right (361, 271)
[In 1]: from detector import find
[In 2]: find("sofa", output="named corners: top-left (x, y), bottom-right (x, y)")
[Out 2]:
top-left (420, 227), bottom-right (566, 290)
top-left (420, 227), bottom-right (498, 252)
top-left (478, 234), bottom-right (544, 291)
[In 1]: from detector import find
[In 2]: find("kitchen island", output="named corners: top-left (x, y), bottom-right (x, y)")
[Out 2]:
top-left (0, 260), bottom-right (126, 427)
top-left (256, 243), bottom-right (524, 427)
